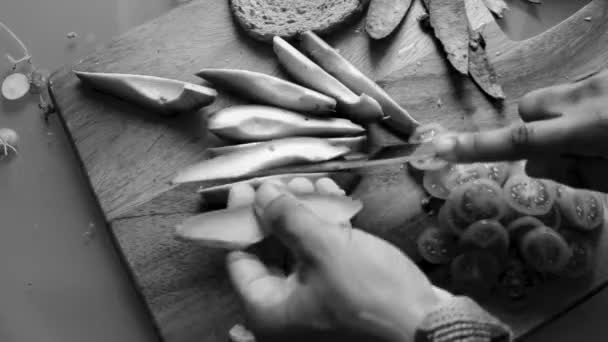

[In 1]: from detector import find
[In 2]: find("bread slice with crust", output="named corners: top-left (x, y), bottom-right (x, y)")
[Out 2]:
top-left (230, 0), bottom-right (369, 42)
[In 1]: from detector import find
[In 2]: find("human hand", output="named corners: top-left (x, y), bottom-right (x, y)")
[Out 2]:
top-left (226, 177), bottom-right (450, 341)
top-left (433, 70), bottom-right (608, 192)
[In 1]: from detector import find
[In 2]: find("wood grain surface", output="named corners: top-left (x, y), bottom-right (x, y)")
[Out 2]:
top-left (47, 0), bottom-right (608, 341)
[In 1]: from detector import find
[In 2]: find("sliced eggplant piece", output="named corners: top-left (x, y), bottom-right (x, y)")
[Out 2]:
top-left (208, 105), bottom-right (364, 142)
top-left (272, 36), bottom-right (384, 122)
top-left (73, 71), bottom-right (217, 115)
top-left (299, 31), bottom-right (419, 135)
top-left (196, 68), bottom-right (336, 115)
top-left (172, 137), bottom-right (350, 184)
top-left (176, 194), bottom-right (363, 249)
top-left (207, 136), bottom-right (368, 158)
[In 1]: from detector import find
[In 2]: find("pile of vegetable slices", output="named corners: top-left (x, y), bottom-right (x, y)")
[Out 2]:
top-left (410, 123), bottom-right (605, 300)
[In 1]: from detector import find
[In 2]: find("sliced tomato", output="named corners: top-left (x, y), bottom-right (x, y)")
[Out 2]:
top-left (480, 162), bottom-right (511, 186)
top-left (503, 175), bottom-right (556, 216)
top-left (507, 216), bottom-right (544, 242)
top-left (558, 238), bottom-right (595, 278)
top-left (520, 226), bottom-right (571, 273)
top-left (416, 227), bottom-right (459, 264)
top-left (408, 123), bottom-right (446, 144)
top-left (450, 251), bottom-right (500, 296)
top-left (423, 163), bottom-right (490, 199)
top-left (535, 205), bottom-right (562, 230)
top-left (498, 257), bottom-right (538, 301)
top-left (460, 220), bottom-right (509, 260)
top-left (438, 200), bottom-right (473, 236)
top-left (448, 179), bottom-right (508, 226)
top-left (423, 169), bottom-right (452, 199)
top-left (409, 157), bottom-right (449, 171)
top-left (556, 187), bottom-right (604, 231)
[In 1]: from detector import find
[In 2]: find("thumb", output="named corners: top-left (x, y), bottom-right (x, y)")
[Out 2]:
top-left (433, 118), bottom-right (572, 163)
top-left (254, 184), bottom-right (338, 265)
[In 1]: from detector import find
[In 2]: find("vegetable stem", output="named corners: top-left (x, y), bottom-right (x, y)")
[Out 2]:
top-left (0, 21), bottom-right (32, 66)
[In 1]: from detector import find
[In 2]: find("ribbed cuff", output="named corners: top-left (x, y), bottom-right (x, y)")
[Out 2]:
top-left (414, 296), bottom-right (512, 342)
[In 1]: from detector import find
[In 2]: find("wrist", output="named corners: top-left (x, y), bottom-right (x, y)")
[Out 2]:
top-left (358, 287), bottom-right (452, 342)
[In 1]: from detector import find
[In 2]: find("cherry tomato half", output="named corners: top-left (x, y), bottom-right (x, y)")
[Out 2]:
top-left (557, 187), bottom-right (604, 231)
top-left (416, 226), bottom-right (459, 264)
top-left (450, 251), bottom-right (501, 296)
top-left (448, 179), bottom-right (508, 226)
top-left (503, 175), bottom-right (556, 216)
top-left (520, 226), bottom-right (571, 273)
top-left (460, 220), bottom-right (509, 260)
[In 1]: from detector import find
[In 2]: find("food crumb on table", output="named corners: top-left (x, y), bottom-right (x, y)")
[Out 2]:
top-left (229, 324), bottom-right (256, 342)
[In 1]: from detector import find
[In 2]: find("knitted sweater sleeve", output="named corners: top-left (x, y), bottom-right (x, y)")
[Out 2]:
top-left (414, 296), bottom-right (513, 342)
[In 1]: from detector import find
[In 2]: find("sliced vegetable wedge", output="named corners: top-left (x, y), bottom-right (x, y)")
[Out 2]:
top-left (175, 194), bottom-right (363, 249)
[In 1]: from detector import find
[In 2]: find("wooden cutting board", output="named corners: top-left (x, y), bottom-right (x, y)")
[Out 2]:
top-left (47, 0), bottom-right (608, 341)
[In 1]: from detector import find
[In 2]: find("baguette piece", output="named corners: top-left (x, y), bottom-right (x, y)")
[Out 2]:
top-left (230, 0), bottom-right (369, 42)
top-left (366, 0), bottom-right (413, 39)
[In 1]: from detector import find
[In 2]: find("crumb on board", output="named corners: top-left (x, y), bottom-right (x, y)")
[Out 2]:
top-left (584, 16), bottom-right (592, 22)
top-left (437, 98), bottom-right (443, 107)
top-left (66, 32), bottom-right (78, 39)
top-left (229, 324), bottom-right (256, 342)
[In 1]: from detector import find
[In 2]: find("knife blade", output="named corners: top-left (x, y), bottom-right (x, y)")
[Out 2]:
top-left (208, 142), bottom-right (437, 182)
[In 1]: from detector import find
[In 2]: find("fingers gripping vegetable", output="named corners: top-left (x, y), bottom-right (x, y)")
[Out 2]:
top-left (503, 175), bottom-right (556, 216)
top-left (197, 172), bottom-right (332, 204)
top-left (73, 71), bottom-right (217, 115)
top-left (208, 105), bottom-right (364, 142)
top-left (172, 137), bottom-right (350, 184)
top-left (207, 136), bottom-right (367, 157)
top-left (299, 31), bottom-right (419, 135)
top-left (0, 128), bottom-right (19, 157)
top-left (196, 68), bottom-right (336, 115)
top-left (175, 194), bottom-right (362, 249)
top-left (520, 226), bottom-right (571, 273)
top-left (272, 36), bottom-right (384, 122)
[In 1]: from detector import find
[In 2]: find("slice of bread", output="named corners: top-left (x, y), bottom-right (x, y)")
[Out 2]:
top-left (230, 0), bottom-right (369, 42)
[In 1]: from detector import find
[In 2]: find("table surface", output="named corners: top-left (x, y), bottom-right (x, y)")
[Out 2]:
top-left (0, 0), bottom-right (600, 341)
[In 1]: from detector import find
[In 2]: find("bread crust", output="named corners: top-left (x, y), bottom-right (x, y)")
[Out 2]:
top-left (230, 0), bottom-right (369, 42)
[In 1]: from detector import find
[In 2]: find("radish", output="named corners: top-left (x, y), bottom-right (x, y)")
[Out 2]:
top-left (2, 73), bottom-right (30, 100)
top-left (0, 128), bottom-right (19, 157)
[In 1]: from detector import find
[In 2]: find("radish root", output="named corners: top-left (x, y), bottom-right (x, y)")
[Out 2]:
top-left (0, 21), bottom-right (32, 66)
top-left (0, 137), bottom-right (18, 158)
